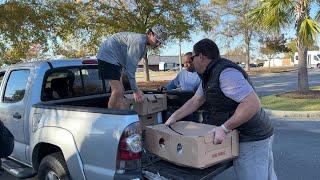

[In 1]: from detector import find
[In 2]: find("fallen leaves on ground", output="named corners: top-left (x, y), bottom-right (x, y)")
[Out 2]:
top-left (276, 90), bottom-right (320, 99)
top-left (137, 80), bottom-right (169, 89)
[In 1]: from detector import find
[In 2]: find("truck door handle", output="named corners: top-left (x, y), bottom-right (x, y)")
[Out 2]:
top-left (13, 113), bottom-right (22, 119)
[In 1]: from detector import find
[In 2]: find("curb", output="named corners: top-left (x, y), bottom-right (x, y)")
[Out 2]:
top-left (265, 109), bottom-right (320, 120)
top-left (247, 68), bottom-right (298, 75)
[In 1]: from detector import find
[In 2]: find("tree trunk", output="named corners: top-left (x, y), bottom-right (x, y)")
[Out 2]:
top-left (296, 1), bottom-right (309, 94)
top-left (245, 35), bottom-right (250, 72)
top-left (268, 54), bottom-right (275, 69)
top-left (179, 40), bottom-right (182, 71)
top-left (244, 0), bottom-right (250, 72)
top-left (297, 37), bottom-right (309, 93)
top-left (143, 54), bottom-right (150, 82)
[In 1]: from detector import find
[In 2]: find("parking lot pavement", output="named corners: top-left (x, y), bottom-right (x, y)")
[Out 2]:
top-left (0, 169), bottom-right (16, 180)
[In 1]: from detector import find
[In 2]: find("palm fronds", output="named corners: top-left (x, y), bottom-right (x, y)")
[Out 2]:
top-left (299, 18), bottom-right (320, 45)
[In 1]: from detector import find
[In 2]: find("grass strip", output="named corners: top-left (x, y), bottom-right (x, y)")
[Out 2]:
top-left (261, 86), bottom-right (320, 111)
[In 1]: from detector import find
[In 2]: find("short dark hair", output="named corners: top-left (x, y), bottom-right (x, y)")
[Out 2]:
top-left (146, 28), bottom-right (153, 35)
top-left (193, 39), bottom-right (220, 60)
top-left (184, 52), bottom-right (192, 56)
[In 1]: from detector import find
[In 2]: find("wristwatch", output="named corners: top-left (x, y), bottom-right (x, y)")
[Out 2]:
top-left (221, 124), bottom-right (231, 133)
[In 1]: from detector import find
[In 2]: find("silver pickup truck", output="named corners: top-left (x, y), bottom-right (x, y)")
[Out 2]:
top-left (0, 59), bottom-right (231, 180)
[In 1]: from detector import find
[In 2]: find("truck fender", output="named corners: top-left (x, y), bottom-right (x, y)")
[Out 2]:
top-left (32, 127), bottom-right (86, 180)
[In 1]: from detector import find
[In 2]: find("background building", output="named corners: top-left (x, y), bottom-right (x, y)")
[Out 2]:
top-left (138, 55), bottom-right (180, 71)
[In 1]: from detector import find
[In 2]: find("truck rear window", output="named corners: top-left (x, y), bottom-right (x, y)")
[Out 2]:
top-left (42, 67), bottom-right (109, 101)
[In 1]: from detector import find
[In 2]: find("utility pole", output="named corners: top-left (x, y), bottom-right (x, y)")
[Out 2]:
top-left (227, 23), bottom-right (231, 59)
top-left (143, 54), bottom-right (150, 82)
top-left (179, 39), bottom-right (182, 71)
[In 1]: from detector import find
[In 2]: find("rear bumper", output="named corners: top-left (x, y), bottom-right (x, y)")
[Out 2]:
top-left (114, 169), bottom-right (142, 180)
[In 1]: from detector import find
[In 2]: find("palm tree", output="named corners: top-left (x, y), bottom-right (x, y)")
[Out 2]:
top-left (249, 0), bottom-right (320, 93)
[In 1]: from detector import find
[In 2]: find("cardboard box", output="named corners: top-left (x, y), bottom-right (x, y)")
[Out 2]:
top-left (139, 112), bottom-right (163, 128)
top-left (124, 94), bottom-right (167, 115)
top-left (144, 121), bottom-right (239, 169)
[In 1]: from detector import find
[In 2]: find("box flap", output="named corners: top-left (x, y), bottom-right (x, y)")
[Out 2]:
top-left (154, 94), bottom-right (165, 99)
top-left (125, 94), bottom-right (155, 102)
top-left (170, 121), bottom-right (216, 137)
top-left (146, 94), bottom-right (157, 102)
top-left (124, 94), bottom-right (134, 99)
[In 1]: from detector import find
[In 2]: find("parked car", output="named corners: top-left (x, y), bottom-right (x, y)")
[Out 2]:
top-left (257, 62), bottom-right (264, 67)
top-left (0, 59), bottom-right (231, 180)
top-left (249, 63), bottom-right (258, 68)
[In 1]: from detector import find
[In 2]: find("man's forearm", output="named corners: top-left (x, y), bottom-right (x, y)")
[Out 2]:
top-left (128, 77), bottom-right (139, 92)
top-left (224, 92), bottom-right (260, 130)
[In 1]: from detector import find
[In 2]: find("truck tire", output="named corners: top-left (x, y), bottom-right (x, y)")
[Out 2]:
top-left (38, 152), bottom-right (70, 180)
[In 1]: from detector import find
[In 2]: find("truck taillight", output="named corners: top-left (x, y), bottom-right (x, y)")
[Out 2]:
top-left (116, 122), bottom-right (142, 174)
top-left (119, 134), bottom-right (142, 160)
top-left (119, 122), bottom-right (142, 159)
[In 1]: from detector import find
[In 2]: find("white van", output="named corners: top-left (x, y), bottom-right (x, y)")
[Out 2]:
top-left (293, 51), bottom-right (320, 68)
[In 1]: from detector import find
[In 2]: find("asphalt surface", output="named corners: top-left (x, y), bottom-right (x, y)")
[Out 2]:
top-left (2, 68), bottom-right (320, 180)
top-left (251, 68), bottom-right (320, 97)
top-left (214, 119), bottom-right (320, 180)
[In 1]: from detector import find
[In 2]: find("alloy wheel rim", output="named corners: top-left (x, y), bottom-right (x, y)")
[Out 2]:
top-left (45, 171), bottom-right (60, 180)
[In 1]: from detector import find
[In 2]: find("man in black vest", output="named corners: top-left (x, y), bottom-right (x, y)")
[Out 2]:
top-left (165, 39), bottom-right (277, 180)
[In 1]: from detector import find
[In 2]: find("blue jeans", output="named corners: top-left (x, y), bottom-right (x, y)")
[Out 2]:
top-left (233, 135), bottom-right (277, 180)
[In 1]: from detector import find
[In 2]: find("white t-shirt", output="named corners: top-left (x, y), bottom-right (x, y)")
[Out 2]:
top-left (195, 68), bottom-right (253, 103)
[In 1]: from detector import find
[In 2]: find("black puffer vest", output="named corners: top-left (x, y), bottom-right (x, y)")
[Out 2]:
top-left (200, 58), bottom-right (274, 142)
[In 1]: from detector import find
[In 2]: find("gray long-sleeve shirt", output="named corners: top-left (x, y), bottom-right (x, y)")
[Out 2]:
top-left (97, 32), bottom-right (147, 92)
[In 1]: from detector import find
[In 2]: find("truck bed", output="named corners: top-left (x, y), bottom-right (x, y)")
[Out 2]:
top-left (142, 151), bottom-right (232, 180)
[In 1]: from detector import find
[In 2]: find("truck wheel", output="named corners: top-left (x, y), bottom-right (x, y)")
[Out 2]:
top-left (317, 64), bottom-right (320, 68)
top-left (38, 152), bottom-right (70, 180)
